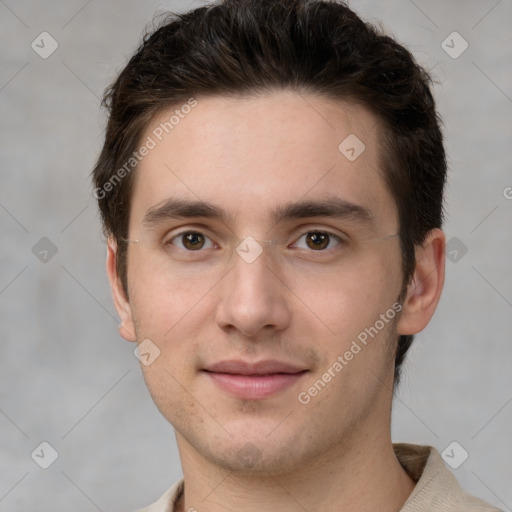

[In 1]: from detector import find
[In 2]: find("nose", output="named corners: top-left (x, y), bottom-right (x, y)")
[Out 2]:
top-left (214, 244), bottom-right (291, 338)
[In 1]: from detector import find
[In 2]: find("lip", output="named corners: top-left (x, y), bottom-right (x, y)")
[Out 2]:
top-left (203, 359), bottom-right (308, 400)
top-left (205, 359), bottom-right (307, 375)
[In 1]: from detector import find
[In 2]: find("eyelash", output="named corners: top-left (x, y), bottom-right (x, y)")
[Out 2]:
top-left (164, 229), bottom-right (346, 252)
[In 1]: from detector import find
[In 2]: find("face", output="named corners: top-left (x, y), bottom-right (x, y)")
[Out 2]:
top-left (108, 91), bottom-right (439, 474)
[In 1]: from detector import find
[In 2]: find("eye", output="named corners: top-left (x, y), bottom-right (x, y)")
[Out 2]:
top-left (167, 231), bottom-right (215, 251)
top-left (292, 231), bottom-right (343, 251)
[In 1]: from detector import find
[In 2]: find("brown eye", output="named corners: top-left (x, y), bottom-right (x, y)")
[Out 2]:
top-left (182, 232), bottom-right (205, 250)
top-left (305, 232), bottom-right (330, 250)
top-left (292, 231), bottom-right (342, 251)
top-left (168, 231), bottom-right (214, 251)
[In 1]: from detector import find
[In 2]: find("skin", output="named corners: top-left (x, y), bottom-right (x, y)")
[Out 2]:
top-left (106, 90), bottom-right (445, 512)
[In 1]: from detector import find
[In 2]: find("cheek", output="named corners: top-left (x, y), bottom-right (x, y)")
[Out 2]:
top-left (127, 248), bottom-right (212, 334)
top-left (286, 251), bottom-right (401, 340)
top-left (128, 266), bottom-right (209, 417)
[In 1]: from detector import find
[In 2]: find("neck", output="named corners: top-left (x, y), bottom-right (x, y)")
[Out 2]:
top-left (174, 423), bottom-right (415, 512)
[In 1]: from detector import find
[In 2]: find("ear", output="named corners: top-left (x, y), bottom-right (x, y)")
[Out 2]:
top-left (397, 228), bottom-right (445, 335)
top-left (106, 237), bottom-right (137, 342)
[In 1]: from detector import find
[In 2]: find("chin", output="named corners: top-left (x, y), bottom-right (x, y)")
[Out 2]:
top-left (178, 419), bottom-right (322, 476)
top-left (210, 441), bottom-right (309, 475)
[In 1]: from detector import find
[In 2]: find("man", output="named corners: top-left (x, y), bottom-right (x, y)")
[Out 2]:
top-left (92, 1), bottom-right (500, 510)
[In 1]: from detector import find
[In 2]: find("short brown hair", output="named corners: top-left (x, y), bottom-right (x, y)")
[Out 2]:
top-left (92, 0), bottom-right (447, 387)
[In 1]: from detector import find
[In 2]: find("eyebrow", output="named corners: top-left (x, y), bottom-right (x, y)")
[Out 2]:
top-left (142, 199), bottom-right (228, 227)
top-left (142, 197), bottom-right (372, 227)
top-left (270, 197), bottom-right (372, 225)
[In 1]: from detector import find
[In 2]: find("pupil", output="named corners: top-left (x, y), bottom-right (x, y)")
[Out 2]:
top-left (184, 232), bottom-right (204, 250)
top-left (307, 232), bottom-right (329, 250)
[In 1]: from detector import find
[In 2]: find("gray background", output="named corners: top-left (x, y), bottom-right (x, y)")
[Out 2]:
top-left (0, 0), bottom-right (511, 510)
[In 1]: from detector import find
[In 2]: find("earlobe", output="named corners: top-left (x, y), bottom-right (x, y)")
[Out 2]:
top-left (397, 229), bottom-right (445, 336)
top-left (118, 322), bottom-right (136, 342)
top-left (106, 238), bottom-right (137, 342)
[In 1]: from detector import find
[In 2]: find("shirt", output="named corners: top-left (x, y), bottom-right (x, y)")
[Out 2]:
top-left (135, 443), bottom-right (501, 512)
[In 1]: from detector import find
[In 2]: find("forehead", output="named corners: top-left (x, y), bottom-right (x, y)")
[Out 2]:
top-left (130, 91), bottom-right (396, 231)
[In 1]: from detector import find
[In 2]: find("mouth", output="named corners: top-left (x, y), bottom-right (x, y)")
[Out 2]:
top-left (202, 360), bottom-right (309, 400)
